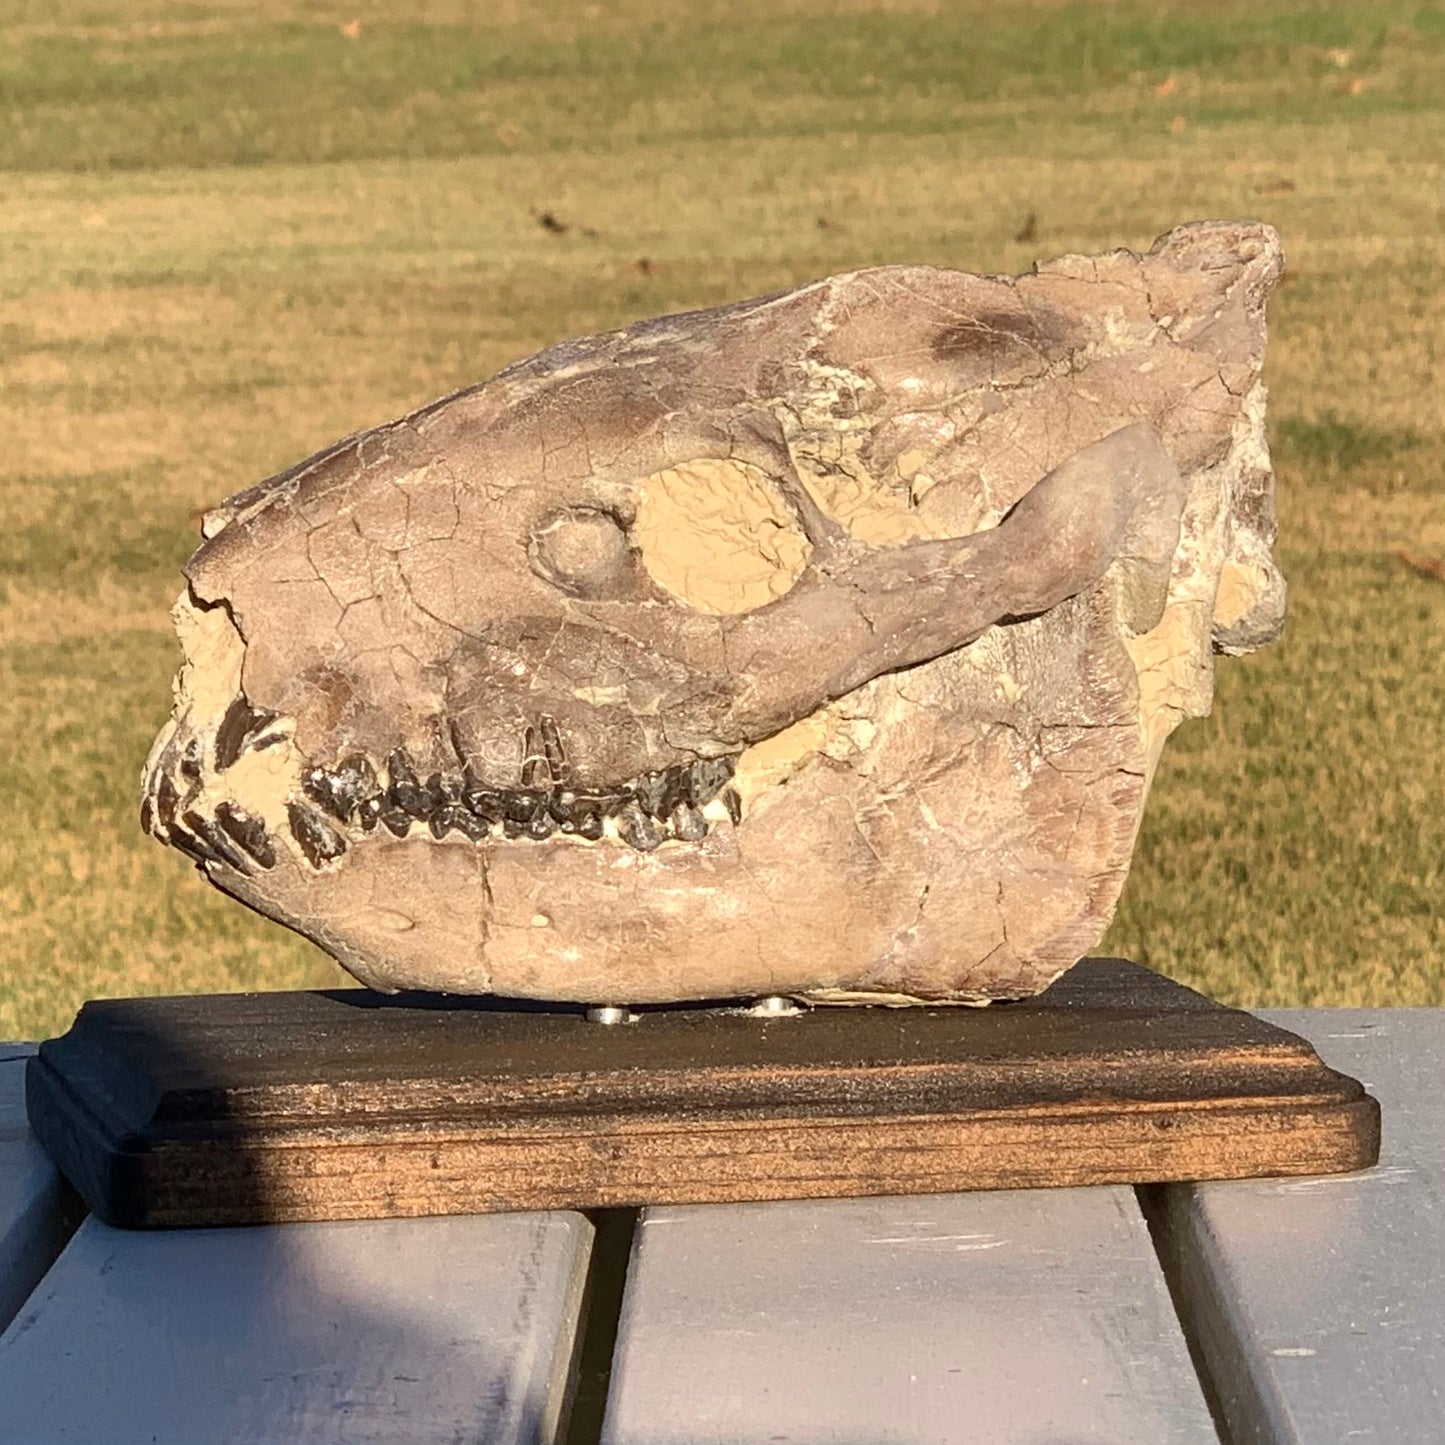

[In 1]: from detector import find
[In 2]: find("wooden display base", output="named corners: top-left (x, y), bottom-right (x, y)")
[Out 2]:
top-left (26, 958), bottom-right (1379, 1229)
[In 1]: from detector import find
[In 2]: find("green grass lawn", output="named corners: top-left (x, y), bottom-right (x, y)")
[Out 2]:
top-left (2, 0), bottom-right (1443, 1038)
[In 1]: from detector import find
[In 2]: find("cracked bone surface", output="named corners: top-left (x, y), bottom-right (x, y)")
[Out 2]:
top-left (141, 221), bottom-right (1285, 1004)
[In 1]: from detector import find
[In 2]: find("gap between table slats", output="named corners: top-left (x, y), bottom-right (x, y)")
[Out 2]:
top-left (1144, 1010), bottom-right (1444, 1445)
top-left (601, 1183), bottom-right (1221, 1445)
top-left (0, 1049), bottom-right (79, 1335)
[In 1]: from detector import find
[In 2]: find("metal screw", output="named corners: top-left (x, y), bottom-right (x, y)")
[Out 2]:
top-left (586, 1005), bottom-right (636, 1026)
top-left (749, 995), bottom-right (801, 1018)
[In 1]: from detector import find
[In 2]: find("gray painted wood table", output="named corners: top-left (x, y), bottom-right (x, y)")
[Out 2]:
top-left (0, 1011), bottom-right (1438, 1444)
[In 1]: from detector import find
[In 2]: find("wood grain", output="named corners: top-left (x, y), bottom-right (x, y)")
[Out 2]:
top-left (25, 959), bottom-right (1379, 1228)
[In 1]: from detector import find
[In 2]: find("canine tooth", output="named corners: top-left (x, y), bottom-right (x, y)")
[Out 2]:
top-left (287, 801), bottom-right (348, 867)
top-left (722, 787), bottom-right (743, 825)
top-left (213, 696), bottom-right (280, 771)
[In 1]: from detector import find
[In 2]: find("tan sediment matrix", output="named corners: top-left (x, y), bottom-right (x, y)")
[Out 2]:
top-left (142, 222), bottom-right (1286, 1005)
top-left (634, 458), bottom-right (813, 614)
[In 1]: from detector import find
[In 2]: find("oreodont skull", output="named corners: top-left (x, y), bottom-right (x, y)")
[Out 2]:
top-left (142, 222), bottom-right (1284, 1004)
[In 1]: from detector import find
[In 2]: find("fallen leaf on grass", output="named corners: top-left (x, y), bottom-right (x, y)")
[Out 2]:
top-left (1154, 74), bottom-right (1179, 98)
top-left (1256, 177), bottom-right (1297, 195)
top-left (1013, 212), bottom-right (1038, 244)
top-left (1397, 551), bottom-right (1445, 583)
top-left (533, 209), bottom-right (599, 239)
top-left (339, 18), bottom-right (361, 39)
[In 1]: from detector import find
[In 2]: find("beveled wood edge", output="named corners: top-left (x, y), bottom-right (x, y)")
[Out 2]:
top-left (101, 1094), bottom-right (1380, 1228)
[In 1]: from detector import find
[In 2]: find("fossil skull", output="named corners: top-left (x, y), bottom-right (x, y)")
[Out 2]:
top-left (141, 221), bottom-right (1284, 1003)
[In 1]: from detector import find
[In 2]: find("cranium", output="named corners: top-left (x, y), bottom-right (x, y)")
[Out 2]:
top-left (141, 221), bottom-right (1284, 1004)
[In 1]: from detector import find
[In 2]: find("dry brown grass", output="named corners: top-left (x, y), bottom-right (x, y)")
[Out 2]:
top-left (2, 0), bottom-right (1443, 1037)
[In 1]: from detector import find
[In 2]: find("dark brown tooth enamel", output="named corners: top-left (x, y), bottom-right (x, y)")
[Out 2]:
top-left (380, 806), bottom-right (412, 838)
top-left (629, 765), bottom-right (688, 819)
top-left (686, 756), bottom-right (736, 807)
top-left (170, 826), bottom-right (220, 868)
top-left (722, 787), bottom-right (743, 824)
top-left (287, 801), bottom-right (348, 867)
top-left (386, 749), bottom-right (434, 820)
top-left (539, 714), bottom-right (570, 784)
top-left (450, 808), bottom-right (492, 842)
top-left (303, 754), bottom-right (378, 822)
top-left (139, 795), bottom-right (155, 834)
top-left (213, 696), bottom-right (280, 771)
top-left (631, 770), bottom-right (669, 816)
top-left (182, 809), bottom-right (251, 872)
top-left (617, 804), bottom-right (664, 852)
top-left (430, 794), bottom-right (484, 839)
top-left (670, 800), bottom-right (708, 842)
top-left (521, 725), bottom-right (548, 788)
top-left (155, 773), bottom-right (181, 832)
top-left (215, 802), bottom-right (276, 868)
top-left (505, 788), bottom-right (547, 824)
top-left (462, 778), bottom-right (507, 823)
top-left (548, 789), bottom-right (610, 829)
top-left (357, 796), bottom-right (382, 831)
top-left (179, 736), bottom-right (204, 784)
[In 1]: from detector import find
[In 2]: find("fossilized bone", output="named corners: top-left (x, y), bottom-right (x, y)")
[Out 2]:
top-left (142, 221), bottom-right (1285, 1004)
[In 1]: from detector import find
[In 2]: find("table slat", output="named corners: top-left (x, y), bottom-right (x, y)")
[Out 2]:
top-left (0, 1208), bottom-right (593, 1445)
top-left (603, 1187), bottom-right (1218, 1444)
top-left (0, 1050), bottom-right (70, 1334)
top-left (1154, 1009), bottom-right (1445, 1445)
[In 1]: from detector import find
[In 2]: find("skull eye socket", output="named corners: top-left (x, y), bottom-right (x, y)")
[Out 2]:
top-left (528, 507), bottom-right (636, 599)
top-left (632, 458), bottom-right (812, 615)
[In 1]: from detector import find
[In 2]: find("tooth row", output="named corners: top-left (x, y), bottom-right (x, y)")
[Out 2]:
top-left (295, 748), bottom-right (743, 862)
top-left (147, 713), bottom-right (745, 876)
